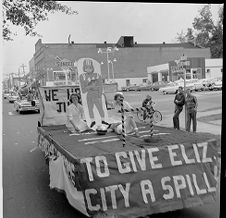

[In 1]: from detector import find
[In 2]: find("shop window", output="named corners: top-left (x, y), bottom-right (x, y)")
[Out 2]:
top-left (152, 73), bottom-right (158, 83)
top-left (126, 79), bottom-right (130, 86)
top-left (186, 73), bottom-right (191, 79)
top-left (161, 72), bottom-right (168, 81)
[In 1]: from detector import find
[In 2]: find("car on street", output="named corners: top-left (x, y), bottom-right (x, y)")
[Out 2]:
top-left (121, 84), bottom-right (142, 92)
top-left (158, 82), bottom-right (180, 94)
top-left (3, 90), bottom-right (11, 99)
top-left (209, 80), bottom-right (222, 91)
top-left (128, 84), bottom-right (142, 91)
top-left (150, 81), bottom-right (169, 91)
top-left (7, 92), bottom-right (19, 103)
top-left (159, 80), bottom-right (196, 94)
top-left (136, 84), bottom-right (153, 91)
top-left (14, 99), bottom-right (40, 113)
top-left (193, 79), bottom-right (211, 91)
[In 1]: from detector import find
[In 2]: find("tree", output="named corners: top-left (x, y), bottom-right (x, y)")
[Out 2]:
top-left (209, 5), bottom-right (223, 58)
top-left (192, 5), bottom-right (215, 48)
top-left (176, 28), bottom-right (195, 44)
top-left (176, 4), bottom-right (223, 58)
top-left (2, 0), bottom-right (78, 41)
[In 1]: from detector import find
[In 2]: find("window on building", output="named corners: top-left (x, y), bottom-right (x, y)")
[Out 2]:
top-left (186, 72), bottom-right (191, 79)
top-left (142, 79), bottom-right (147, 83)
top-left (192, 70), bottom-right (197, 79)
top-left (161, 71), bottom-right (169, 81)
top-left (152, 73), bottom-right (158, 83)
top-left (126, 79), bottom-right (130, 86)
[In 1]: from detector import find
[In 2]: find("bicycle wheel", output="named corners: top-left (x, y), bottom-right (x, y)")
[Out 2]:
top-left (153, 110), bottom-right (162, 123)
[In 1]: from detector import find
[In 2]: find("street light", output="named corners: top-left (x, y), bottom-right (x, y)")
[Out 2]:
top-left (98, 46), bottom-right (119, 83)
top-left (108, 58), bottom-right (117, 82)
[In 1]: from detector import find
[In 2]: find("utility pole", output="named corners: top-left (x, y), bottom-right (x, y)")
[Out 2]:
top-left (179, 54), bottom-right (190, 129)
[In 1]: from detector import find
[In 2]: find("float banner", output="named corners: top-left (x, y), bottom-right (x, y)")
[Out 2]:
top-left (38, 86), bottom-right (80, 126)
top-left (78, 140), bottom-right (218, 217)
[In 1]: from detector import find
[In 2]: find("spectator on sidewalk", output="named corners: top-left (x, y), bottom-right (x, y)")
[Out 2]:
top-left (185, 88), bottom-right (198, 132)
top-left (173, 86), bottom-right (185, 130)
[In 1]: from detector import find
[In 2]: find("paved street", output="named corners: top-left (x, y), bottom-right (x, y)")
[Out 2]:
top-left (2, 90), bottom-right (221, 218)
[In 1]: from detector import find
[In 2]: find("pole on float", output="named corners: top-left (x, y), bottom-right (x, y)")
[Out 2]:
top-left (120, 99), bottom-right (126, 147)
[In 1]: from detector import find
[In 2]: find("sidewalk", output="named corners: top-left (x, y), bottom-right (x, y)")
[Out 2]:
top-left (155, 108), bottom-right (222, 136)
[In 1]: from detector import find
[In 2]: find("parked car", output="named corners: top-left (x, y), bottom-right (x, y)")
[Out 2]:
top-left (3, 90), bottom-right (10, 99)
top-left (136, 84), bottom-right (153, 91)
top-left (121, 86), bottom-right (128, 92)
top-left (209, 80), bottom-right (222, 91)
top-left (128, 84), bottom-right (142, 91)
top-left (159, 80), bottom-right (195, 94)
top-left (14, 99), bottom-right (40, 113)
top-left (150, 81), bottom-right (169, 91)
top-left (193, 79), bottom-right (211, 91)
top-left (159, 82), bottom-right (180, 94)
top-left (7, 92), bottom-right (19, 103)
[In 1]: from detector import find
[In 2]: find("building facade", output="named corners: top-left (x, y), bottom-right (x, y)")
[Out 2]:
top-left (205, 58), bottom-right (223, 79)
top-left (147, 57), bottom-right (222, 83)
top-left (30, 36), bottom-right (211, 89)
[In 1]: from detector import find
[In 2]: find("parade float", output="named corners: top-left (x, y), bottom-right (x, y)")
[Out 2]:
top-left (37, 58), bottom-right (220, 218)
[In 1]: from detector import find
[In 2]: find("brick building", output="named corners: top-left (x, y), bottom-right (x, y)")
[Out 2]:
top-left (30, 36), bottom-right (211, 88)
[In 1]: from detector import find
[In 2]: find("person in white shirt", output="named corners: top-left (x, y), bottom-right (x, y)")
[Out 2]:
top-left (66, 93), bottom-right (89, 133)
top-left (108, 92), bottom-right (140, 137)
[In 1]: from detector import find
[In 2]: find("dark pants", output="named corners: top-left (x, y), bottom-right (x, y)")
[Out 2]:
top-left (186, 110), bottom-right (197, 132)
top-left (173, 106), bottom-right (183, 130)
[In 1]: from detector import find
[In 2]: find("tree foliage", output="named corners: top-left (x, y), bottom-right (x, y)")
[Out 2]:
top-left (176, 5), bottom-right (223, 58)
top-left (2, 0), bottom-right (78, 41)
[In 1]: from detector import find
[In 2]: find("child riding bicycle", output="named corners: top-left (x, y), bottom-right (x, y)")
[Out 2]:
top-left (142, 95), bottom-right (155, 120)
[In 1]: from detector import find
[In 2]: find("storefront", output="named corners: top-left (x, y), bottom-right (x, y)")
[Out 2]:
top-left (148, 57), bottom-right (206, 83)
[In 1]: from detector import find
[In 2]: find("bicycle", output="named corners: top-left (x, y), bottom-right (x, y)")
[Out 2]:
top-left (137, 107), bottom-right (162, 124)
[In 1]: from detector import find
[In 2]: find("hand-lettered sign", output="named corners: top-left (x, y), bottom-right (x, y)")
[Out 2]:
top-left (38, 85), bottom-right (80, 126)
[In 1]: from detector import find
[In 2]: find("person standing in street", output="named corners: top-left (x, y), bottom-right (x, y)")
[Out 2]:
top-left (173, 86), bottom-right (185, 130)
top-left (185, 88), bottom-right (198, 132)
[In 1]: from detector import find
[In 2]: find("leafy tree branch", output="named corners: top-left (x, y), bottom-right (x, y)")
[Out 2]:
top-left (2, 0), bottom-right (78, 41)
top-left (176, 4), bottom-right (223, 58)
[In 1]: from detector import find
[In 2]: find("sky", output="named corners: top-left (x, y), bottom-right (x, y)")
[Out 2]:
top-left (1, 2), bottom-right (223, 79)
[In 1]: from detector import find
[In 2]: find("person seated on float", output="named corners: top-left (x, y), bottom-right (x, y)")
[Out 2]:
top-left (107, 92), bottom-right (140, 137)
top-left (66, 93), bottom-right (90, 133)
